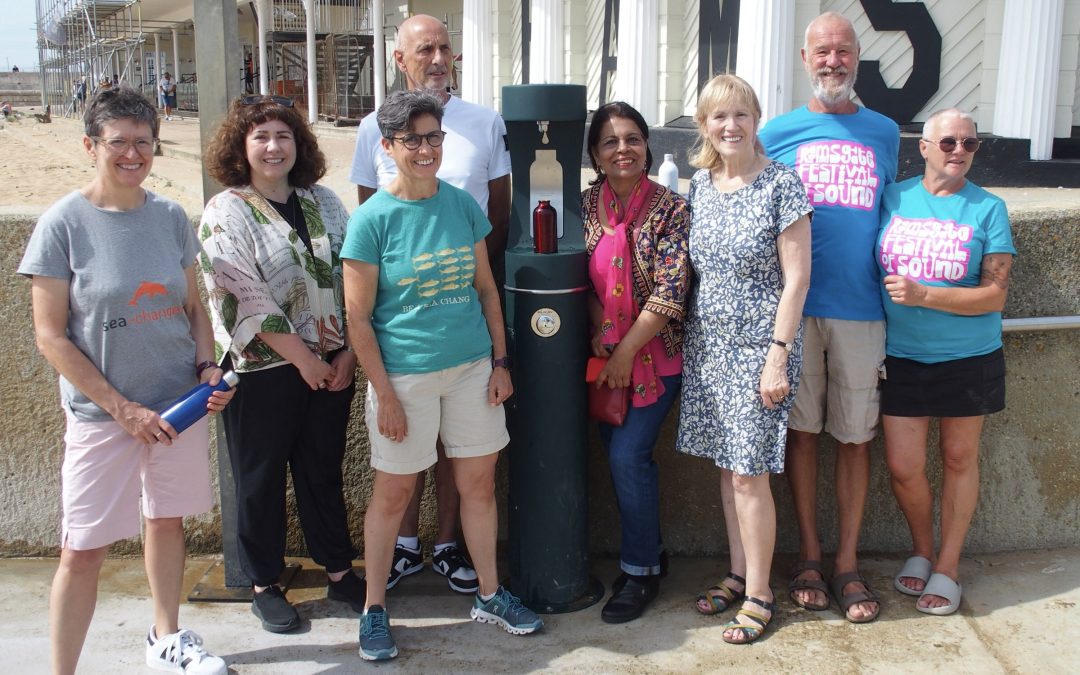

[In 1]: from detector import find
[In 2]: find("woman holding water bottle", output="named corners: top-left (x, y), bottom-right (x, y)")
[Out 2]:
top-left (19, 87), bottom-right (232, 675)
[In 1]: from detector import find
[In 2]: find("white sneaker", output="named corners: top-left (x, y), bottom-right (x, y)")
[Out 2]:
top-left (146, 626), bottom-right (227, 675)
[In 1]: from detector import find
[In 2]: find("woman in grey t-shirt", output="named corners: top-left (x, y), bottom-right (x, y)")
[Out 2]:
top-left (19, 88), bottom-right (231, 675)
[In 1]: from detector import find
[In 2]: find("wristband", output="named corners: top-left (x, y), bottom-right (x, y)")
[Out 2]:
top-left (195, 360), bottom-right (219, 376)
top-left (492, 356), bottom-right (512, 369)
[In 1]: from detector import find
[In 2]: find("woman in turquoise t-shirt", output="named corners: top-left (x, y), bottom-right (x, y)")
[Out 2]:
top-left (341, 90), bottom-right (542, 661)
top-left (876, 109), bottom-right (1016, 617)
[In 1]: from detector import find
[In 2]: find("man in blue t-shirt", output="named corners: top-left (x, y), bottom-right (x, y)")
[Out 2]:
top-left (759, 11), bottom-right (899, 623)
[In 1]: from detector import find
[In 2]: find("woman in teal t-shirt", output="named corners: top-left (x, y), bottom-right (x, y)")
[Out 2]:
top-left (876, 109), bottom-right (1016, 617)
top-left (341, 90), bottom-right (542, 661)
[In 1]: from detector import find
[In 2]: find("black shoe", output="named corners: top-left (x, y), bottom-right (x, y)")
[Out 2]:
top-left (327, 570), bottom-right (367, 613)
top-left (601, 575), bottom-right (660, 624)
top-left (611, 550), bottom-right (669, 595)
top-left (252, 585), bottom-right (301, 633)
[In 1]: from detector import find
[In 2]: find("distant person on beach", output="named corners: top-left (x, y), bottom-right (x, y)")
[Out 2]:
top-left (158, 72), bottom-right (177, 121)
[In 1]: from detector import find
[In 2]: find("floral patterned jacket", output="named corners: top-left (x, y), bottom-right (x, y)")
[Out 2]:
top-left (198, 184), bottom-right (349, 372)
top-left (582, 179), bottom-right (691, 357)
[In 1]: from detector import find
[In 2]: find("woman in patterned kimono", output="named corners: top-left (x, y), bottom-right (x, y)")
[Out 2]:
top-left (199, 95), bottom-right (365, 633)
top-left (676, 74), bottom-right (812, 644)
top-left (581, 102), bottom-right (691, 624)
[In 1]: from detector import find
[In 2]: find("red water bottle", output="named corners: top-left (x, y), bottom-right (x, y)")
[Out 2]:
top-left (533, 200), bottom-right (558, 254)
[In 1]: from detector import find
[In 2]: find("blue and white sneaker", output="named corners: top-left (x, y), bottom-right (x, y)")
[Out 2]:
top-left (358, 605), bottom-right (398, 661)
top-left (470, 586), bottom-right (544, 635)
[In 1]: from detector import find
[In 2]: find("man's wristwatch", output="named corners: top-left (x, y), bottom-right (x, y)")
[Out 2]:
top-left (492, 356), bottom-right (512, 369)
top-left (771, 338), bottom-right (793, 353)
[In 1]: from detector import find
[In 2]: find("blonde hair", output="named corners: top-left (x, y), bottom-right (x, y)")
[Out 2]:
top-left (690, 73), bottom-right (765, 171)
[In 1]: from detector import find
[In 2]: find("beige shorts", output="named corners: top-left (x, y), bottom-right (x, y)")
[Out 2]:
top-left (366, 358), bottom-right (509, 475)
top-left (789, 317), bottom-right (885, 444)
top-left (60, 410), bottom-right (214, 550)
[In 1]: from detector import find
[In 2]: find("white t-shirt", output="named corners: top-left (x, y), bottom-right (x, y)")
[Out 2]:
top-left (158, 77), bottom-right (175, 95)
top-left (348, 95), bottom-right (511, 214)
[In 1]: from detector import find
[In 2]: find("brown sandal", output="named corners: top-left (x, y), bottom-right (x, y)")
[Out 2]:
top-left (788, 560), bottom-right (830, 611)
top-left (829, 571), bottom-right (881, 623)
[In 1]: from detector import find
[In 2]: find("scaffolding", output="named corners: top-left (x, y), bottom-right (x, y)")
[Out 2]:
top-left (35, 0), bottom-right (193, 118)
top-left (34, 1), bottom-right (378, 122)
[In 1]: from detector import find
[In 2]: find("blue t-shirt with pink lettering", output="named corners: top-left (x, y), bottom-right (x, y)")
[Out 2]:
top-left (876, 177), bottom-right (1015, 363)
top-left (760, 106), bottom-right (899, 320)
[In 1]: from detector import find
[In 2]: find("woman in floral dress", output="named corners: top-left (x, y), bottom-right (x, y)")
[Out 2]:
top-left (676, 74), bottom-right (812, 644)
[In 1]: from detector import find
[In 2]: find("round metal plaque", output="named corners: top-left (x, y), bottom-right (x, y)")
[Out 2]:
top-left (530, 308), bottom-right (561, 338)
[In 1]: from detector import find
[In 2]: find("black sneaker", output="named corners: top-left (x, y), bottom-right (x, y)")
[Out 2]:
top-left (432, 544), bottom-right (479, 594)
top-left (327, 570), bottom-right (366, 613)
top-left (385, 544), bottom-right (423, 590)
top-left (251, 585), bottom-right (301, 633)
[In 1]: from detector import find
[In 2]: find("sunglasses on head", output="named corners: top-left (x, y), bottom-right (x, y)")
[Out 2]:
top-left (240, 95), bottom-right (294, 108)
top-left (922, 136), bottom-right (982, 153)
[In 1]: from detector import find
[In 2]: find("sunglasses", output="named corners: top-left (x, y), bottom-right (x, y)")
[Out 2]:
top-left (240, 95), bottom-right (294, 108)
top-left (922, 136), bottom-right (982, 153)
top-left (386, 131), bottom-right (446, 150)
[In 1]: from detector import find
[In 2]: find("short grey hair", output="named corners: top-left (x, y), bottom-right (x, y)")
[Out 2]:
top-left (922, 108), bottom-right (977, 137)
top-left (83, 86), bottom-right (159, 138)
top-left (376, 89), bottom-right (444, 138)
top-left (804, 11), bottom-right (860, 52)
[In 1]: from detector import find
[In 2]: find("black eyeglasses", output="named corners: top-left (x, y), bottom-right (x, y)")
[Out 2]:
top-left (240, 95), bottom-right (294, 108)
top-left (922, 136), bottom-right (982, 153)
top-left (386, 131), bottom-right (446, 150)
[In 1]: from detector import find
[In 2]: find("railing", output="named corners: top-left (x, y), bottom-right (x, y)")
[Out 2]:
top-left (1002, 316), bottom-right (1080, 332)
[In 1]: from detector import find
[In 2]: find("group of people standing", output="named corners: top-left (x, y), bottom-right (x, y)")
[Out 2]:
top-left (586, 10), bottom-right (1015, 644)
top-left (20, 9), bottom-right (1014, 675)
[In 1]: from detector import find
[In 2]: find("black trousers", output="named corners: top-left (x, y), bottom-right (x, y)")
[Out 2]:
top-left (221, 357), bottom-right (358, 586)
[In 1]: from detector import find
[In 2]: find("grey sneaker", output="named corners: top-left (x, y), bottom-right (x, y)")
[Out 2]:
top-left (145, 626), bottom-right (226, 674)
top-left (358, 605), bottom-right (398, 661)
top-left (470, 586), bottom-right (544, 635)
top-left (386, 544), bottom-right (423, 590)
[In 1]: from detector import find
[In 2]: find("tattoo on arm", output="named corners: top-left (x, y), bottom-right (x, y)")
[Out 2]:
top-left (980, 253), bottom-right (1012, 290)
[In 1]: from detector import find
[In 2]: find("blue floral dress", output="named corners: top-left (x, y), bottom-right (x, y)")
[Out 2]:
top-left (676, 161), bottom-right (812, 475)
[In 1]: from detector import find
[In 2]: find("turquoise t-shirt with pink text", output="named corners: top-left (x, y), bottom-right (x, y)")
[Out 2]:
top-left (876, 177), bottom-right (1015, 363)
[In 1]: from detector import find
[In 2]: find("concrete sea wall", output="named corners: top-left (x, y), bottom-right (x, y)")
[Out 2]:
top-left (1, 194), bottom-right (1077, 559)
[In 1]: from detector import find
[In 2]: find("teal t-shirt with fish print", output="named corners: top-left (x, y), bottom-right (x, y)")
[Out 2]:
top-left (343, 180), bottom-right (493, 373)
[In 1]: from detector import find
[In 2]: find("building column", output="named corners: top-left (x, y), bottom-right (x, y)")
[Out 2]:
top-left (255, 0), bottom-right (270, 95)
top-left (735, 0), bottom-right (794, 125)
top-left (993, 0), bottom-right (1065, 160)
top-left (462, 0), bottom-right (492, 107)
top-left (153, 30), bottom-right (160, 99)
top-left (530, 0), bottom-right (564, 84)
top-left (373, 0), bottom-right (385, 108)
top-left (171, 27), bottom-right (181, 80)
top-left (302, 0), bottom-right (317, 123)
top-left (612, 0), bottom-right (658, 125)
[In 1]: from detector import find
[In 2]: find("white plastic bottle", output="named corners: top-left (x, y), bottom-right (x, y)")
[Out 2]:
top-left (658, 153), bottom-right (680, 195)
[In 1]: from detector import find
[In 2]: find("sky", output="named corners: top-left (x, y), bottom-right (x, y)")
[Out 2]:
top-left (1, 1), bottom-right (41, 72)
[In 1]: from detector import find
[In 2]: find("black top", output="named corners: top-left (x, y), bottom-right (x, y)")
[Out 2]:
top-left (267, 191), bottom-right (312, 254)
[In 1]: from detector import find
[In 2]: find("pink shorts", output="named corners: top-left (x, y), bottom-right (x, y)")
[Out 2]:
top-left (60, 409), bottom-right (214, 550)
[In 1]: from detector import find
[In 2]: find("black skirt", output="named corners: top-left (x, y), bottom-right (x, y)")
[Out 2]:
top-left (881, 348), bottom-right (1005, 418)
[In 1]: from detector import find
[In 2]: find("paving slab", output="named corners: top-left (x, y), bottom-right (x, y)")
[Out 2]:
top-left (2, 550), bottom-right (1078, 673)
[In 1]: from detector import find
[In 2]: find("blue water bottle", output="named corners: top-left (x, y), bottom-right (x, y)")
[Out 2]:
top-left (159, 370), bottom-right (239, 434)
